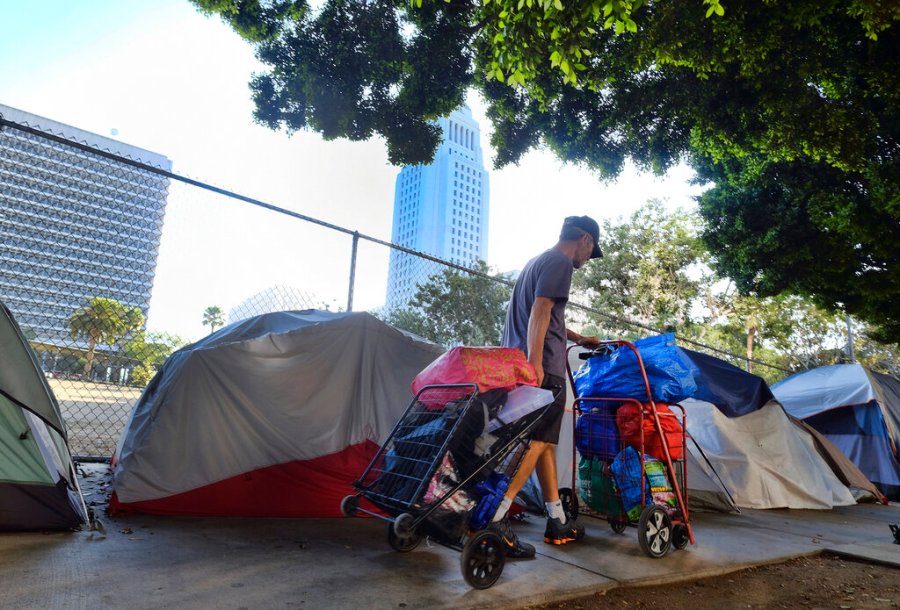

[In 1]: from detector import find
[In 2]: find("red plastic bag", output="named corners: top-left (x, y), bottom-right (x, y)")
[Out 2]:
top-left (615, 402), bottom-right (684, 460)
top-left (411, 346), bottom-right (537, 395)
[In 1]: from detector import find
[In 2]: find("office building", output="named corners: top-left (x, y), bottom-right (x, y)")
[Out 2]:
top-left (0, 103), bottom-right (171, 350)
top-left (385, 106), bottom-right (490, 310)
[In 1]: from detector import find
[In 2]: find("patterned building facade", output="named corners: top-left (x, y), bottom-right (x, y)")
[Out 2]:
top-left (0, 103), bottom-right (171, 349)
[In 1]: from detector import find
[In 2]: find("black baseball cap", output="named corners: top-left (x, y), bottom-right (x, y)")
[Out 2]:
top-left (563, 216), bottom-right (603, 258)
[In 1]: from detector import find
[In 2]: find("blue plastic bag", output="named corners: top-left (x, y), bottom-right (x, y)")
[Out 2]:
top-left (572, 333), bottom-right (700, 403)
top-left (469, 471), bottom-right (511, 530)
top-left (610, 446), bottom-right (678, 520)
top-left (610, 446), bottom-right (651, 520)
top-left (575, 405), bottom-right (621, 462)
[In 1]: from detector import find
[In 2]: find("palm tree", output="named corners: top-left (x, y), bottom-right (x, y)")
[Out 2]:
top-left (68, 297), bottom-right (144, 376)
top-left (202, 306), bottom-right (225, 334)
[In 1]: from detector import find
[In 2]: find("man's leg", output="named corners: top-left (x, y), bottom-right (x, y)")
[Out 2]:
top-left (535, 441), bottom-right (585, 545)
top-left (534, 442), bottom-right (560, 504)
top-left (486, 440), bottom-right (548, 559)
top-left (504, 440), bottom-right (550, 504)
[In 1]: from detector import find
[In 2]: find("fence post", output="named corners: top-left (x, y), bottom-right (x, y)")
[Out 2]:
top-left (347, 231), bottom-right (359, 312)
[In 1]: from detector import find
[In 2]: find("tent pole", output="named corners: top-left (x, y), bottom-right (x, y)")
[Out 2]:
top-left (347, 231), bottom-right (359, 312)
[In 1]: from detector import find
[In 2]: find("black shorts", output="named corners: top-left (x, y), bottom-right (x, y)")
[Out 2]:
top-left (529, 373), bottom-right (567, 444)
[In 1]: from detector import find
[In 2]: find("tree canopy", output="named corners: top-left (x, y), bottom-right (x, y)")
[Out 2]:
top-left (384, 260), bottom-right (512, 345)
top-left (202, 306), bottom-right (226, 334)
top-left (68, 297), bottom-right (144, 376)
top-left (570, 200), bottom-right (898, 383)
top-left (193, 0), bottom-right (900, 341)
top-left (574, 200), bottom-right (706, 333)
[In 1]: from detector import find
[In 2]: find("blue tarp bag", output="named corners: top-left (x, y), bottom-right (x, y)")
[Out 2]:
top-left (573, 333), bottom-right (700, 403)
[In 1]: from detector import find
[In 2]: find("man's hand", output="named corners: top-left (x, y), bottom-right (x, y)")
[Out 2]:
top-left (530, 357), bottom-right (545, 387)
top-left (567, 330), bottom-right (601, 349)
top-left (577, 334), bottom-right (601, 349)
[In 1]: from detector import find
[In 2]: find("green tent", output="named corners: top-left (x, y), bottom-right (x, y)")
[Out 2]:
top-left (0, 301), bottom-right (86, 530)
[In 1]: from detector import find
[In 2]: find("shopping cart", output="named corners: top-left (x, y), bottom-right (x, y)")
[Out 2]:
top-left (564, 340), bottom-right (694, 558)
top-left (340, 382), bottom-right (555, 589)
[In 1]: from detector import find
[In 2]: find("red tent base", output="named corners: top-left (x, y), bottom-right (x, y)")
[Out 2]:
top-left (109, 441), bottom-right (381, 518)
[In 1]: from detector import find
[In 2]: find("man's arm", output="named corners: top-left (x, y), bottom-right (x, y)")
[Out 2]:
top-left (527, 296), bottom-right (555, 386)
top-left (566, 328), bottom-right (600, 349)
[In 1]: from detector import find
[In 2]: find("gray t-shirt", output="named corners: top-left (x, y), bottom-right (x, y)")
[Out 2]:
top-left (501, 248), bottom-right (573, 377)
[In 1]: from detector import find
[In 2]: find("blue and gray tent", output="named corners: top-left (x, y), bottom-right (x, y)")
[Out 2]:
top-left (0, 301), bottom-right (87, 530)
top-left (773, 364), bottom-right (900, 502)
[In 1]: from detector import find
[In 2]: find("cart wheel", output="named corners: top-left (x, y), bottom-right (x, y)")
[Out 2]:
top-left (340, 495), bottom-right (359, 517)
top-left (461, 529), bottom-right (506, 589)
top-left (672, 523), bottom-right (690, 550)
top-left (387, 522), bottom-right (423, 552)
top-left (609, 518), bottom-right (628, 534)
top-left (638, 505), bottom-right (672, 558)
top-left (392, 512), bottom-right (416, 538)
top-left (558, 488), bottom-right (580, 520)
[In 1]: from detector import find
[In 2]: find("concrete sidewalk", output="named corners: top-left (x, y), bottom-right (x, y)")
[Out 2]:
top-left (1, 466), bottom-right (897, 609)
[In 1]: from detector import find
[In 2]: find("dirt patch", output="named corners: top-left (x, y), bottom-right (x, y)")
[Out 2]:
top-left (525, 554), bottom-right (900, 610)
top-left (51, 379), bottom-right (141, 457)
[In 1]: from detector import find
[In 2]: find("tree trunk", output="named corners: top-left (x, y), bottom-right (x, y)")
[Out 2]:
top-left (746, 326), bottom-right (756, 373)
top-left (83, 335), bottom-right (97, 376)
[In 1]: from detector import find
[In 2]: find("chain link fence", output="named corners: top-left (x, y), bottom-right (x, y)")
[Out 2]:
top-left (1, 112), bottom-right (789, 459)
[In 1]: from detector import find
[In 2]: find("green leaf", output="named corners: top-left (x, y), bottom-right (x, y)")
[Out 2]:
top-left (553, 0), bottom-right (563, 11)
top-left (550, 50), bottom-right (562, 66)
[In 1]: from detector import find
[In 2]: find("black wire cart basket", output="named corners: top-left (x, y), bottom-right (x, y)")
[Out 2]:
top-left (341, 383), bottom-right (555, 589)
top-left (564, 341), bottom-right (695, 558)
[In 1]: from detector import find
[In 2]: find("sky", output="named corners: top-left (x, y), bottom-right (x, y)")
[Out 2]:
top-left (0, 0), bottom-right (706, 341)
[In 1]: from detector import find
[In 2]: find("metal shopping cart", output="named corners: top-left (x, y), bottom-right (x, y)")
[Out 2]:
top-left (340, 382), bottom-right (556, 589)
top-left (564, 340), bottom-right (695, 558)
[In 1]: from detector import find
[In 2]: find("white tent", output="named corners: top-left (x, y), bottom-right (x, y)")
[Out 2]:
top-left (110, 310), bottom-right (444, 517)
top-left (682, 399), bottom-right (857, 509)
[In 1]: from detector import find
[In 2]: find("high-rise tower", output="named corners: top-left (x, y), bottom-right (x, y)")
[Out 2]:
top-left (0, 103), bottom-right (170, 348)
top-left (385, 106), bottom-right (489, 311)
